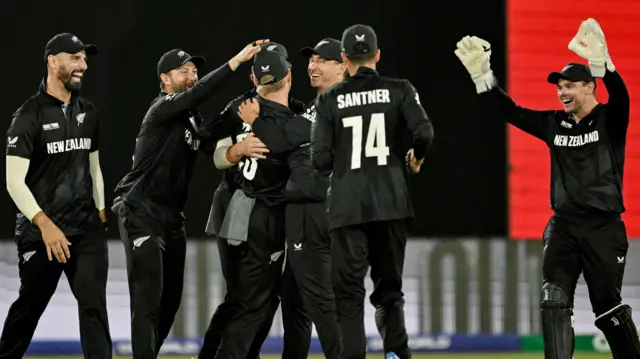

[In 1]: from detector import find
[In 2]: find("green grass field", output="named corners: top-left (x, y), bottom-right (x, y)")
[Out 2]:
top-left (24, 354), bottom-right (613, 359)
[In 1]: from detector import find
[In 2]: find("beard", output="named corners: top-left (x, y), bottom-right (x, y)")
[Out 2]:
top-left (172, 82), bottom-right (188, 93)
top-left (58, 66), bottom-right (83, 94)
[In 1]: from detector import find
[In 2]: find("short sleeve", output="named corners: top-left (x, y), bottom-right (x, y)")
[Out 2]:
top-left (6, 111), bottom-right (39, 159)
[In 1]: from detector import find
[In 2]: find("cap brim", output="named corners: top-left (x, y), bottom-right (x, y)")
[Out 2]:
top-left (547, 72), bottom-right (567, 84)
top-left (300, 47), bottom-right (317, 57)
top-left (301, 46), bottom-right (342, 63)
top-left (83, 44), bottom-right (99, 56)
top-left (184, 55), bottom-right (206, 68)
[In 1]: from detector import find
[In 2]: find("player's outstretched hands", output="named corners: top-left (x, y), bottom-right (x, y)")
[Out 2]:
top-left (454, 35), bottom-right (496, 94)
top-left (34, 214), bottom-right (71, 263)
top-left (568, 18), bottom-right (614, 77)
top-left (406, 148), bottom-right (424, 174)
top-left (238, 132), bottom-right (269, 160)
top-left (229, 40), bottom-right (270, 71)
top-left (237, 98), bottom-right (260, 126)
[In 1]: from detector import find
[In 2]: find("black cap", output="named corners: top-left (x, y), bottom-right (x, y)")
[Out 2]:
top-left (157, 49), bottom-right (206, 79)
top-left (262, 42), bottom-right (291, 67)
top-left (253, 51), bottom-right (289, 86)
top-left (547, 63), bottom-right (595, 84)
top-left (301, 38), bottom-right (343, 63)
top-left (44, 33), bottom-right (98, 62)
top-left (341, 24), bottom-right (378, 58)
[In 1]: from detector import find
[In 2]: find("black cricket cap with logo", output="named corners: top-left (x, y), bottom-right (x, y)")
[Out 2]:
top-left (253, 50), bottom-right (289, 86)
top-left (157, 49), bottom-right (206, 79)
top-left (547, 63), bottom-right (595, 85)
top-left (300, 38), bottom-right (343, 63)
top-left (341, 24), bottom-right (378, 58)
top-left (261, 42), bottom-right (291, 67)
top-left (44, 33), bottom-right (98, 63)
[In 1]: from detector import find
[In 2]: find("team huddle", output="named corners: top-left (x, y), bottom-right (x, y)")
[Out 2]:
top-left (2, 19), bottom-right (639, 359)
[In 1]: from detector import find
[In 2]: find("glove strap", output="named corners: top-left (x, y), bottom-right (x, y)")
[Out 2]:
top-left (474, 71), bottom-right (497, 94)
top-left (605, 56), bottom-right (616, 73)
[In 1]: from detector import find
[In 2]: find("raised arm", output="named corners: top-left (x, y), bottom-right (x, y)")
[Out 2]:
top-left (150, 40), bottom-right (268, 123)
top-left (455, 35), bottom-right (552, 142)
top-left (567, 18), bottom-right (630, 139)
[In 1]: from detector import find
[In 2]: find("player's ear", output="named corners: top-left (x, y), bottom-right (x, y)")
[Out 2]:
top-left (341, 52), bottom-right (349, 65)
top-left (286, 69), bottom-right (292, 84)
top-left (340, 63), bottom-right (347, 75)
top-left (47, 55), bottom-right (58, 70)
top-left (375, 49), bottom-right (381, 63)
top-left (160, 73), bottom-right (169, 87)
top-left (250, 67), bottom-right (258, 86)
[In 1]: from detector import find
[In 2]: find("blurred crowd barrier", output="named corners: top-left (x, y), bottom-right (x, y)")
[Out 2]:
top-left (1, 238), bottom-right (639, 341)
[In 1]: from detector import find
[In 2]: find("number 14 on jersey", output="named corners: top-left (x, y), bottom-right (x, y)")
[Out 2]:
top-left (342, 113), bottom-right (390, 170)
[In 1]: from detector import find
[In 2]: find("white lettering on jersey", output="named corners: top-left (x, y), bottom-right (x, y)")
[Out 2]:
top-left (42, 123), bottom-right (60, 131)
top-left (560, 120), bottom-right (573, 129)
top-left (301, 105), bottom-right (316, 122)
top-left (184, 129), bottom-right (200, 151)
top-left (337, 89), bottom-right (391, 109)
top-left (46, 138), bottom-right (92, 154)
top-left (553, 130), bottom-right (599, 147)
top-left (342, 113), bottom-right (390, 169)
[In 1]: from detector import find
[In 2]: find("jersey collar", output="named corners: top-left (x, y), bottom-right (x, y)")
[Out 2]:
top-left (38, 79), bottom-right (78, 105)
top-left (354, 66), bottom-right (378, 77)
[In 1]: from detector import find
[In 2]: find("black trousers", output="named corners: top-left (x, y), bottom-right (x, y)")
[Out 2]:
top-left (542, 213), bottom-right (628, 316)
top-left (116, 209), bottom-right (186, 359)
top-left (0, 228), bottom-right (112, 359)
top-left (281, 202), bottom-right (342, 359)
top-left (213, 201), bottom-right (286, 359)
top-left (330, 219), bottom-right (411, 359)
top-left (200, 185), bottom-right (280, 359)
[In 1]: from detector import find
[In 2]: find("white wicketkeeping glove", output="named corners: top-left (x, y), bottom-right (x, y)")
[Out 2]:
top-left (568, 18), bottom-right (615, 77)
top-left (454, 35), bottom-right (496, 94)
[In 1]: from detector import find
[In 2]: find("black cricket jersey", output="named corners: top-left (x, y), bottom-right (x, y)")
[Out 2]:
top-left (311, 67), bottom-right (434, 229)
top-left (483, 69), bottom-right (630, 215)
top-left (230, 96), bottom-right (297, 206)
top-left (214, 88), bottom-right (307, 192)
top-left (5, 81), bottom-right (101, 239)
top-left (114, 63), bottom-right (233, 234)
top-left (252, 101), bottom-right (329, 203)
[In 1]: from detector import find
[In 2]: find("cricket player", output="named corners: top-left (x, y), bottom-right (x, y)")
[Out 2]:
top-left (113, 40), bottom-right (267, 359)
top-left (2, 32), bottom-right (112, 358)
top-left (212, 48), bottom-right (295, 359)
top-left (454, 18), bottom-right (640, 359)
top-left (311, 24), bottom-right (435, 359)
top-left (199, 42), bottom-right (305, 359)
top-left (236, 37), bottom-right (347, 359)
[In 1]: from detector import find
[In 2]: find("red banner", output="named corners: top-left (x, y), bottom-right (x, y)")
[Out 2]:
top-left (507, 0), bottom-right (640, 239)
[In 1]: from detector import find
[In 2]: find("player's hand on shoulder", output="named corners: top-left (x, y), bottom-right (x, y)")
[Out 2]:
top-left (406, 148), bottom-right (423, 174)
top-left (238, 132), bottom-right (269, 160)
top-left (237, 98), bottom-right (260, 126)
top-left (33, 212), bottom-right (71, 263)
top-left (229, 39), bottom-right (270, 71)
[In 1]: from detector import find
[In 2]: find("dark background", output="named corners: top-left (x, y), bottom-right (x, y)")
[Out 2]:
top-left (0, 0), bottom-right (507, 239)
